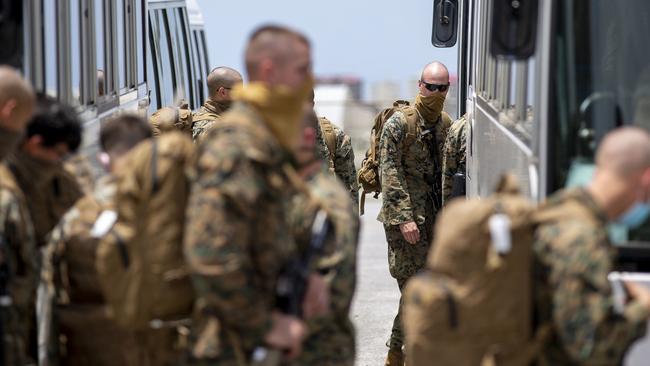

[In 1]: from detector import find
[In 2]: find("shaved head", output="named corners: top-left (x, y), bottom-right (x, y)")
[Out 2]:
top-left (596, 127), bottom-right (650, 176)
top-left (207, 66), bottom-right (243, 98)
top-left (0, 66), bottom-right (35, 131)
top-left (420, 61), bottom-right (450, 85)
top-left (244, 24), bottom-right (310, 82)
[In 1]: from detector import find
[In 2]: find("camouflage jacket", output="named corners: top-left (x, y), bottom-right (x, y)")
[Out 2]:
top-left (184, 102), bottom-right (298, 360)
top-left (315, 117), bottom-right (359, 209)
top-left (442, 115), bottom-right (468, 205)
top-left (8, 156), bottom-right (83, 248)
top-left (191, 100), bottom-right (228, 142)
top-left (534, 188), bottom-right (649, 365)
top-left (0, 163), bottom-right (37, 366)
top-left (377, 110), bottom-right (451, 226)
top-left (288, 168), bottom-right (360, 366)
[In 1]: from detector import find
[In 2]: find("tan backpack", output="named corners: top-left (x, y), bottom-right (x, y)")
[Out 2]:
top-left (149, 102), bottom-right (193, 137)
top-left (95, 132), bottom-right (195, 331)
top-left (318, 117), bottom-right (338, 173)
top-left (357, 100), bottom-right (418, 214)
top-left (403, 175), bottom-right (553, 366)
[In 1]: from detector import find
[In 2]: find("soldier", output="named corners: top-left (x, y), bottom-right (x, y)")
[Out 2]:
top-left (287, 107), bottom-right (360, 366)
top-left (378, 61), bottom-right (452, 365)
top-left (191, 66), bottom-right (243, 142)
top-left (150, 102), bottom-right (193, 136)
top-left (184, 25), bottom-right (324, 365)
top-left (0, 66), bottom-right (37, 366)
top-left (308, 91), bottom-right (359, 207)
top-left (40, 115), bottom-right (152, 366)
top-left (534, 127), bottom-right (650, 364)
top-left (441, 114), bottom-right (468, 205)
top-left (7, 95), bottom-right (84, 249)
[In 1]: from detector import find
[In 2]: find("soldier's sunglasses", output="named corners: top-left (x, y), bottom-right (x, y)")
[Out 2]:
top-left (420, 80), bottom-right (450, 92)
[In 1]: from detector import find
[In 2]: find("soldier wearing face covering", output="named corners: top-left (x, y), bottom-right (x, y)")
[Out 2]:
top-left (0, 65), bottom-right (37, 366)
top-left (378, 62), bottom-right (452, 365)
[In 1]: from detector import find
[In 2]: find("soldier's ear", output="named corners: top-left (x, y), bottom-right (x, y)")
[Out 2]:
top-left (0, 99), bottom-right (17, 121)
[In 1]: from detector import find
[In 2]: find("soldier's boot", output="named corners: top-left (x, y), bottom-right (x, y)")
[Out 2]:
top-left (384, 347), bottom-right (405, 366)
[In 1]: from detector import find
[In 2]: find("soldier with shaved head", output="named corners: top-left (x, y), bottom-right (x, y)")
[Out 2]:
top-left (191, 66), bottom-right (243, 142)
top-left (0, 65), bottom-right (36, 365)
top-left (534, 127), bottom-right (650, 365)
top-left (378, 61), bottom-right (453, 365)
top-left (184, 25), bottom-right (319, 365)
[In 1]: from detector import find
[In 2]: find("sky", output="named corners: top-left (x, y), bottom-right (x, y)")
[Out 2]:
top-left (195, 0), bottom-right (458, 101)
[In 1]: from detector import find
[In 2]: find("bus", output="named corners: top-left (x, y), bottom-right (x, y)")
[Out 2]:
top-left (433, 1), bottom-right (650, 362)
top-left (0, 0), bottom-right (210, 154)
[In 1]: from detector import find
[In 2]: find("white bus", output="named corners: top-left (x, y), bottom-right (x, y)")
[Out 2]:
top-left (434, 1), bottom-right (650, 362)
top-left (0, 0), bottom-right (210, 153)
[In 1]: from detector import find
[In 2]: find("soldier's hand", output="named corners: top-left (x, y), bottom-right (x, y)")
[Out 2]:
top-left (302, 273), bottom-right (330, 319)
top-left (625, 281), bottom-right (650, 311)
top-left (265, 312), bottom-right (307, 359)
top-left (399, 221), bottom-right (420, 244)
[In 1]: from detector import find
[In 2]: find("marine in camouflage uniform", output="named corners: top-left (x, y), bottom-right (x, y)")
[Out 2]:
top-left (192, 66), bottom-right (243, 142)
top-left (184, 102), bottom-right (301, 365)
top-left (378, 105), bottom-right (451, 352)
top-left (315, 117), bottom-right (359, 209)
top-left (534, 187), bottom-right (649, 365)
top-left (0, 163), bottom-right (38, 366)
top-left (442, 114), bottom-right (468, 205)
top-left (288, 169), bottom-right (360, 366)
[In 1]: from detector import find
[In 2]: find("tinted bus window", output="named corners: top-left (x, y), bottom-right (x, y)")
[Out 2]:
top-left (70, 0), bottom-right (82, 104)
top-left (44, 0), bottom-right (58, 97)
top-left (94, 0), bottom-right (106, 99)
top-left (175, 8), bottom-right (195, 108)
top-left (116, 0), bottom-right (127, 90)
top-left (136, 0), bottom-right (145, 85)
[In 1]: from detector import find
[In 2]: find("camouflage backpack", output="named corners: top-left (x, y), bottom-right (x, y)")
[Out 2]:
top-left (402, 175), bottom-right (583, 366)
top-left (149, 102), bottom-right (193, 137)
top-left (95, 131), bottom-right (195, 331)
top-left (318, 117), bottom-right (338, 173)
top-left (357, 100), bottom-right (418, 214)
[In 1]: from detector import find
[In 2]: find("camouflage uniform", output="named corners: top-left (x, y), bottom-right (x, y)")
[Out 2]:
top-left (442, 115), bottom-right (468, 206)
top-left (7, 153), bottom-right (84, 248)
top-left (41, 175), bottom-right (141, 366)
top-left (0, 163), bottom-right (38, 366)
top-left (315, 117), bottom-right (359, 208)
top-left (184, 102), bottom-right (298, 365)
top-left (64, 154), bottom-right (97, 195)
top-left (288, 169), bottom-right (360, 366)
top-left (534, 188), bottom-right (649, 365)
top-left (378, 109), bottom-right (451, 349)
top-left (191, 100), bottom-right (229, 142)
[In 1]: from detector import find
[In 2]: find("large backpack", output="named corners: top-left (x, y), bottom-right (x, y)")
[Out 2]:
top-left (403, 175), bottom-right (555, 366)
top-left (95, 131), bottom-right (195, 331)
top-left (357, 100), bottom-right (418, 214)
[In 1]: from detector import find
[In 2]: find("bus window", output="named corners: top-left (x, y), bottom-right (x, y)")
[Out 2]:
top-left (44, 0), bottom-right (58, 97)
top-left (176, 7), bottom-right (196, 109)
top-left (159, 9), bottom-right (177, 106)
top-left (146, 32), bottom-right (160, 113)
top-left (191, 29), bottom-right (206, 106)
top-left (116, 0), bottom-right (127, 90)
top-left (70, 0), bottom-right (82, 104)
top-left (136, 0), bottom-right (145, 85)
top-left (94, 0), bottom-right (106, 100)
top-left (166, 8), bottom-right (191, 105)
top-left (199, 30), bottom-right (209, 75)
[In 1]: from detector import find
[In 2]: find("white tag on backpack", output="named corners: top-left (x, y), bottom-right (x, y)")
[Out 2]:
top-left (489, 213), bottom-right (512, 255)
top-left (91, 210), bottom-right (118, 238)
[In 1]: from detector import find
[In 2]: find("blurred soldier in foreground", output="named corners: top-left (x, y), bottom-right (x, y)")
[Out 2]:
top-left (191, 66), bottom-right (243, 142)
top-left (7, 96), bottom-right (84, 249)
top-left (535, 127), bottom-right (650, 364)
top-left (40, 115), bottom-right (151, 366)
top-left (184, 25), bottom-right (322, 365)
top-left (441, 114), bottom-right (468, 205)
top-left (378, 62), bottom-right (452, 366)
top-left (308, 91), bottom-right (359, 209)
top-left (287, 107), bottom-right (360, 366)
top-left (0, 65), bottom-right (37, 366)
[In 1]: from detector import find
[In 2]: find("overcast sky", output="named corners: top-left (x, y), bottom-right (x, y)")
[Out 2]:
top-left (195, 0), bottom-right (458, 100)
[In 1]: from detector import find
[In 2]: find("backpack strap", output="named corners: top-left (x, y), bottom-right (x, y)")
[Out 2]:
top-left (318, 117), bottom-right (337, 168)
top-left (400, 106), bottom-right (420, 147)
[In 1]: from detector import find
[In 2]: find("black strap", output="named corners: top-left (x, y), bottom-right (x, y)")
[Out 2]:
top-left (110, 228), bottom-right (130, 269)
top-left (439, 279), bottom-right (458, 329)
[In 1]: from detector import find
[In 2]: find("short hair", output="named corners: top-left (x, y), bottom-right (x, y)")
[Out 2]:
top-left (207, 66), bottom-right (242, 97)
top-left (27, 94), bottom-right (82, 152)
top-left (100, 114), bottom-right (152, 155)
top-left (245, 24), bottom-right (310, 77)
top-left (0, 65), bottom-right (35, 116)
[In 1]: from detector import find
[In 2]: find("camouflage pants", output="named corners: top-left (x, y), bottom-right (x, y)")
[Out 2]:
top-left (384, 218), bottom-right (434, 349)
